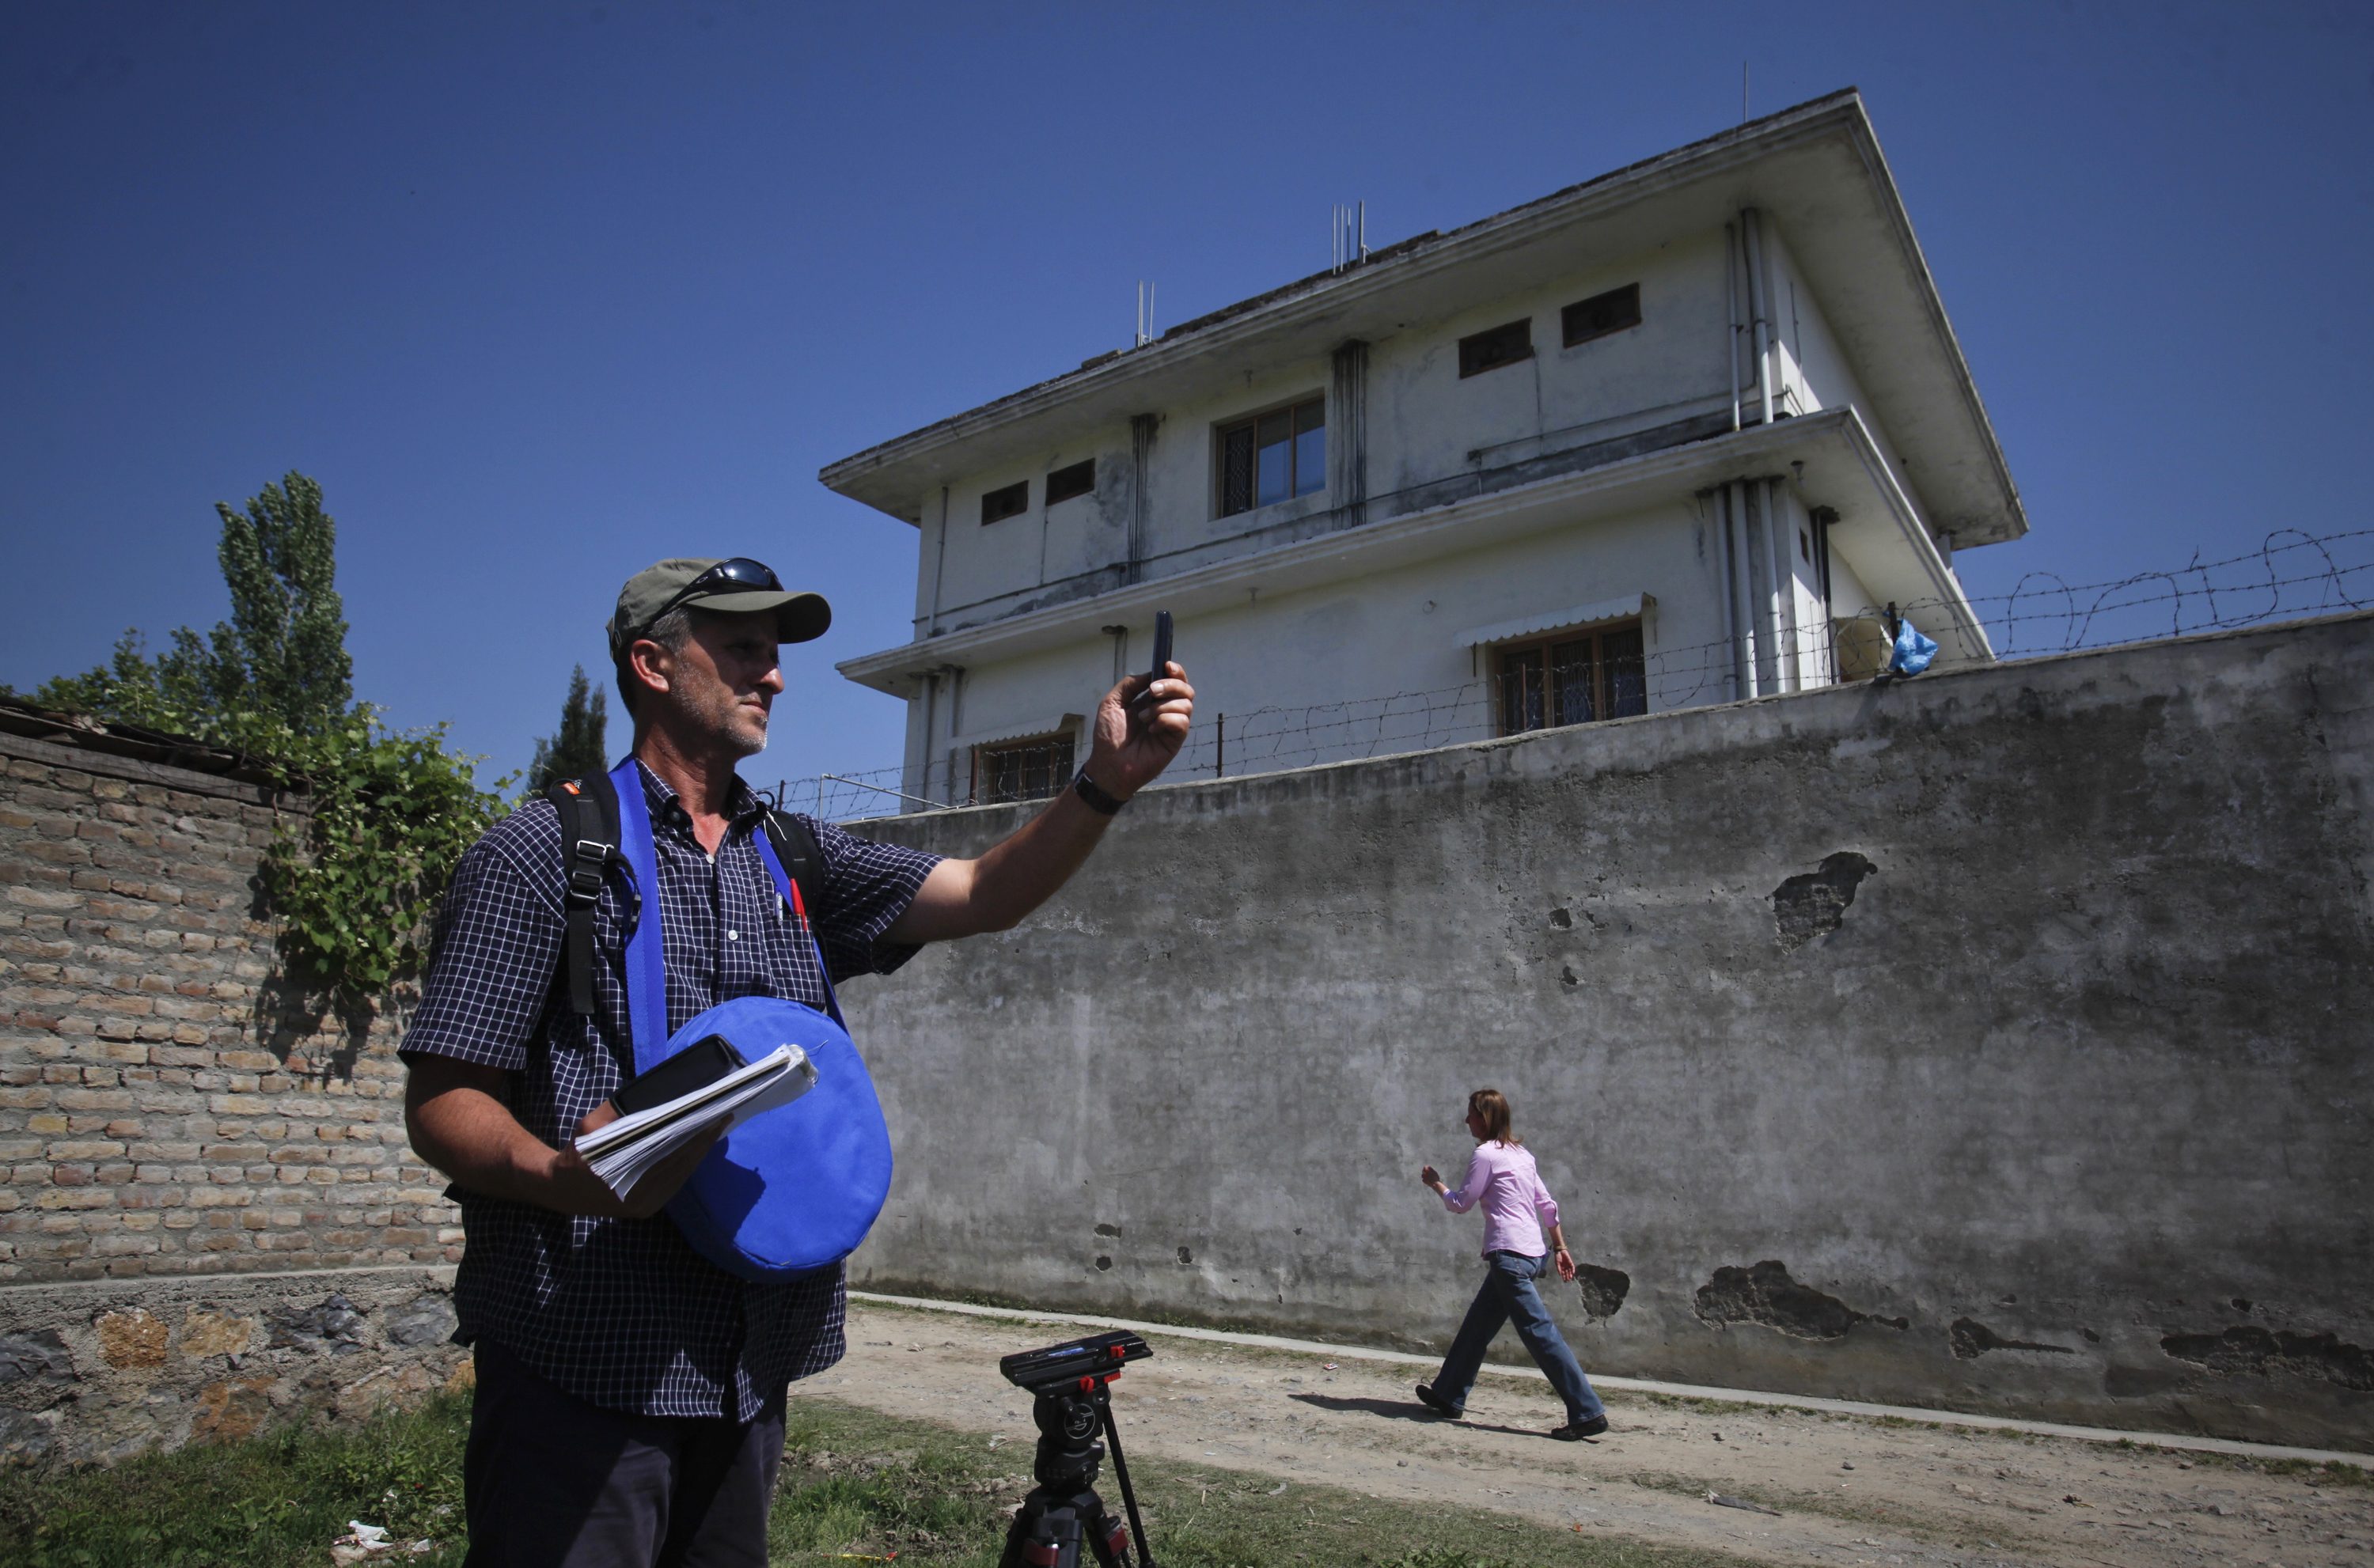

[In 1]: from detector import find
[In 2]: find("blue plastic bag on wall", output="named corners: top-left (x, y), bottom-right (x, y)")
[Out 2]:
top-left (1887, 618), bottom-right (1940, 677)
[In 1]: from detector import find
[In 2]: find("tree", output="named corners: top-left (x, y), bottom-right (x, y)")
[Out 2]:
top-left (35, 472), bottom-right (352, 747)
top-left (527, 664), bottom-right (609, 793)
top-left (208, 471), bottom-right (354, 735)
top-left (28, 470), bottom-right (505, 1006)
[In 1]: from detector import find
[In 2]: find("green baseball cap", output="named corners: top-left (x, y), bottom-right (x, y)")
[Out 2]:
top-left (606, 557), bottom-right (832, 656)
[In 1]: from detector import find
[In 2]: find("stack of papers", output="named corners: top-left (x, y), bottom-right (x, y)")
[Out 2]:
top-left (575, 1044), bottom-right (815, 1202)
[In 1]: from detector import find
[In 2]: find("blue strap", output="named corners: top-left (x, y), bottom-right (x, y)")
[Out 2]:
top-left (753, 823), bottom-right (845, 1028)
top-left (608, 758), bottom-right (671, 1074)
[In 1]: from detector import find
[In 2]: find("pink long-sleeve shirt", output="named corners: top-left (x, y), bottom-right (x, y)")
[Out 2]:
top-left (1439, 1140), bottom-right (1561, 1258)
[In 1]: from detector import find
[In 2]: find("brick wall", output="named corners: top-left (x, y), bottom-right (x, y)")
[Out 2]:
top-left (0, 728), bottom-right (461, 1285)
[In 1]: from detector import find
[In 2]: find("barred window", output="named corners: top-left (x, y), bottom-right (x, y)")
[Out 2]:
top-left (1561, 283), bottom-right (1641, 347)
top-left (1218, 396), bottom-right (1324, 517)
top-left (973, 731), bottom-right (1075, 805)
top-left (1046, 460), bottom-right (1095, 506)
top-left (1493, 621), bottom-right (1646, 735)
top-left (981, 480), bottom-right (1029, 525)
top-left (1458, 318), bottom-right (1534, 378)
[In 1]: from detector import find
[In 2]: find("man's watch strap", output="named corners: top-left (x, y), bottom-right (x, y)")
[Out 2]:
top-left (1071, 769), bottom-right (1128, 816)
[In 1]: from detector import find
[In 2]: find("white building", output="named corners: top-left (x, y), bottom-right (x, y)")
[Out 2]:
top-left (821, 90), bottom-right (2024, 807)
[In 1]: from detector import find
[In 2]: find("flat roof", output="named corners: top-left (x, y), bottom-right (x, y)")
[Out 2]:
top-left (820, 89), bottom-right (2027, 551)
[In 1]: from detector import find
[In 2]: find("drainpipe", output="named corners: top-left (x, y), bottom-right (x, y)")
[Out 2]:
top-left (1709, 487), bottom-right (1744, 701)
top-left (915, 670), bottom-right (940, 803)
top-left (1128, 415), bottom-right (1157, 585)
top-left (1811, 506), bottom-right (1838, 685)
top-left (925, 486), bottom-right (950, 636)
top-left (1742, 209), bottom-right (1775, 427)
top-left (1765, 478), bottom-right (1798, 691)
top-left (1728, 481), bottom-right (1761, 699)
top-left (1744, 479), bottom-right (1780, 693)
top-left (1724, 224), bottom-right (1743, 434)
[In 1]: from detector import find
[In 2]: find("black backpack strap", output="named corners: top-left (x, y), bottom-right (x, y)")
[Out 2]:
top-left (544, 773), bottom-right (621, 1017)
top-left (760, 808), bottom-right (825, 925)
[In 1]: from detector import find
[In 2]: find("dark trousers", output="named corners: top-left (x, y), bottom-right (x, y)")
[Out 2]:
top-left (463, 1339), bottom-right (786, 1568)
top-left (1429, 1249), bottom-right (1606, 1425)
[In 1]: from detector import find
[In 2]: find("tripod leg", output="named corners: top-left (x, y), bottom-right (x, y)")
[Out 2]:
top-left (1081, 1494), bottom-right (1136, 1567)
top-left (1096, 1395), bottom-right (1155, 1565)
top-left (999, 1494), bottom-right (1084, 1568)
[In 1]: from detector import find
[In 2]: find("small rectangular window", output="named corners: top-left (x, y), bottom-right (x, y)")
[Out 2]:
top-left (1493, 621), bottom-right (1647, 735)
top-left (1458, 318), bottom-right (1534, 378)
top-left (1045, 460), bottom-right (1095, 507)
top-left (973, 732), bottom-right (1075, 805)
top-left (1561, 283), bottom-right (1641, 347)
top-left (980, 480), bottom-right (1029, 525)
top-left (1217, 396), bottom-right (1324, 517)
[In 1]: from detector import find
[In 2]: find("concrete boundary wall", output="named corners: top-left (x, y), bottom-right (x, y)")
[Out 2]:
top-left (840, 612), bottom-right (2374, 1451)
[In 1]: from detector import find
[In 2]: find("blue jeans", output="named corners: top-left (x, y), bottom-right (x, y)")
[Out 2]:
top-left (1430, 1250), bottom-right (1605, 1424)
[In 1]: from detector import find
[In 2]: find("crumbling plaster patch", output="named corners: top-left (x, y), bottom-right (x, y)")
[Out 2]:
top-left (1771, 853), bottom-right (1877, 950)
top-left (1694, 1261), bottom-right (1906, 1339)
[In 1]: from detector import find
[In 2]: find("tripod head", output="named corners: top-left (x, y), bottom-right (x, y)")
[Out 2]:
top-left (998, 1331), bottom-right (1158, 1566)
top-left (999, 1328), bottom-right (1152, 1395)
top-left (1026, 1380), bottom-right (1108, 1489)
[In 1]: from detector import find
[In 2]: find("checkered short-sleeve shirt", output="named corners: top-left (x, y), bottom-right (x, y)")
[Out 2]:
top-left (399, 762), bottom-right (940, 1420)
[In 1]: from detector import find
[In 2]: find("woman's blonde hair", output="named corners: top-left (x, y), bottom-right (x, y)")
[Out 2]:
top-left (1467, 1088), bottom-right (1520, 1146)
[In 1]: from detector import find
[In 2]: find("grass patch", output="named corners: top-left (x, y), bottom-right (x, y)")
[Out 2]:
top-left (0, 1394), bottom-right (471, 1568)
top-left (2172, 1449), bottom-right (2374, 1489)
top-left (0, 1391), bottom-right (1772, 1568)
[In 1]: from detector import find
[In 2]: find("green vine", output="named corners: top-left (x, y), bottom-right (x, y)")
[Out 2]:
top-left (261, 709), bottom-right (511, 1002)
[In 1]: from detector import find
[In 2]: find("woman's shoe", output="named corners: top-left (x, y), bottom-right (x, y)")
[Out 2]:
top-left (1550, 1415), bottom-right (1609, 1440)
top-left (1414, 1383), bottom-right (1462, 1418)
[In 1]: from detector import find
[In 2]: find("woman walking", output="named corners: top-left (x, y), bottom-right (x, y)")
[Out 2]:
top-left (1416, 1088), bottom-right (1609, 1439)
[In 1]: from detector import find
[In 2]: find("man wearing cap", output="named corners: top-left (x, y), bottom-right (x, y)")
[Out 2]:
top-left (401, 557), bottom-right (1193, 1568)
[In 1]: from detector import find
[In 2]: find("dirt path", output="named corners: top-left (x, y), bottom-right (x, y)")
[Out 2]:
top-left (800, 1300), bottom-right (2373, 1568)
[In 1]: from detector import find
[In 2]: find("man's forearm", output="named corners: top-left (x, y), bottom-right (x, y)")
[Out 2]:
top-left (408, 1081), bottom-right (574, 1209)
top-left (970, 782), bottom-right (1117, 928)
top-left (885, 663), bottom-right (1193, 945)
top-left (404, 1062), bottom-right (679, 1219)
top-left (886, 782), bottom-right (1117, 943)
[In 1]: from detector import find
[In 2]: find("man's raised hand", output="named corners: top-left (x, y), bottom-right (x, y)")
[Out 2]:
top-left (1085, 661), bottom-right (1194, 801)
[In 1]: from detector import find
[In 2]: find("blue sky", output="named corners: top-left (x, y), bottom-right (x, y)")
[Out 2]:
top-left (3, 2), bottom-right (2369, 793)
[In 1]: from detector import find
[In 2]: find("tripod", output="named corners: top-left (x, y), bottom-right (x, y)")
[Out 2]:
top-left (998, 1379), bottom-right (1156, 1568)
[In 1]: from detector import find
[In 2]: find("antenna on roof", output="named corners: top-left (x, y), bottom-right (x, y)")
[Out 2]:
top-left (1741, 61), bottom-right (1749, 125)
top-left (1135, 280), bottom-right (1156, 347)
top-left (1331, 203), bottom-right (1371, 274)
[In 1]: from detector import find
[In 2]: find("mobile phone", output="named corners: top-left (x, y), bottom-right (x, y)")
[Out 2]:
top-left (1147, 610), bottom-right (1174, 685)
top-left (1132, 611), bottom-right (1174, 716)
top-left (612, 1035), bottom-right (745, 1117)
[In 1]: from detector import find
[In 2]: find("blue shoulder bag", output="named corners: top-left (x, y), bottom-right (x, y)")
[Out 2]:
top-left (546, 758), bottom-right (893, 1279)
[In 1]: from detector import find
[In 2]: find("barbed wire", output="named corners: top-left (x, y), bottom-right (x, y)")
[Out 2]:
top-left (764, 527), bottom-right (2373, 822)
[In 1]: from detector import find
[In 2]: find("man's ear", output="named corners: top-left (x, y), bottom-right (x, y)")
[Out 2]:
top-left (627, 638), bottom-right (673, 703)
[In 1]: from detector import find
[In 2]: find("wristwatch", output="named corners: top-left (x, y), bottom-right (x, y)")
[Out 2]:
top-left (1071, 769), bottom-right (1128, 816)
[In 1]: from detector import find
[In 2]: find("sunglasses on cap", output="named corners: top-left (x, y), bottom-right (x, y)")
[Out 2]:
top-left (647, 557), bottom-right (783, 625)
